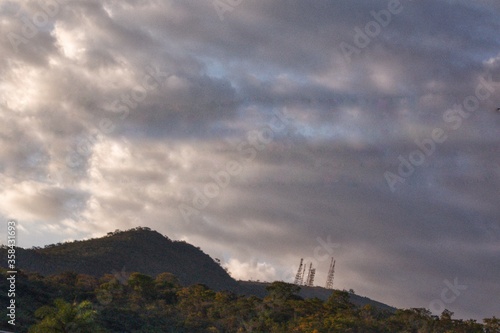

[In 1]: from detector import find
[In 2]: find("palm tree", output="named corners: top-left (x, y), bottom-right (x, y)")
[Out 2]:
top-left (28, 299), bottom-right (103, 333)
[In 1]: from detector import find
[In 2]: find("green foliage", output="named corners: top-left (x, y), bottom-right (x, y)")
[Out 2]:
top-left (0, 269), bottom-right (496, 333)
top-left (265, 281), bottom-right (301, 303)
top-left (28, 299), bottom-right (104, 333)
top-left (325, 289), bottom-right (356, 314)
top-left (484, 316), bottom-right (500, 333)
top-left (128, 272), bottom-right (155, 302)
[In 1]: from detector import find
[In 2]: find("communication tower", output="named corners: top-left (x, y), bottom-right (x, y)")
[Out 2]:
top-left (294, 258), bottom-right (304, 285)
top-left (325, 257), bottom-right (335, 289)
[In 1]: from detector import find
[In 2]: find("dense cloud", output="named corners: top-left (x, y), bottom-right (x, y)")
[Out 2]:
top-left (0, 0), bottom-right (499, 320)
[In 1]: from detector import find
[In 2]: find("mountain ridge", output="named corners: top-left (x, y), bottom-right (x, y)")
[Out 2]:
top-left (0, 227), bottom-right (395, 311)
top-left (2, 227), bottom-right (237, 291)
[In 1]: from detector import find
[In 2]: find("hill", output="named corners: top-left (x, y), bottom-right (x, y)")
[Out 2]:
top-left (238, 281), bottom-right (396, 312)
top-left (0, 227), bottom-right (394, 311)
top-left (1, 227), bottom-right (237, 291)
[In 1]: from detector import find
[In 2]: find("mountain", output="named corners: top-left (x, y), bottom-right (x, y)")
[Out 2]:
top-left (238, 281), bottom-right (396, 312)
top-left (0, 227), bottom-right (394, 311)
top-left (1, 227), bottom-right (237, 291)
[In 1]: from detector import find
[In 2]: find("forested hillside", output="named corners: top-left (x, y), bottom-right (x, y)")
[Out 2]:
top-left (0, 269), bottom-right (498, 332)
top-left (1, 228), bottom-right (498, 332)
top-left (0, 227), bottom-right (397, 310)
top-left (0, 227), bottom-right (237, 291)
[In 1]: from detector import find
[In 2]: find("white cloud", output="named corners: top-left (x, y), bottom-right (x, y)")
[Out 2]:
top-left (225, 258), bottom-right (278, 282)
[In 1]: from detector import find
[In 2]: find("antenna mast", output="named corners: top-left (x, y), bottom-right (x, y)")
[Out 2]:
top-left (304, 263), bottom-right (312, 286)
top-left (306, 265), bottom-right (316, 287)
top-left (325, 257), bottom-right (335, 289)
top-left (294, 258), bottom-right (304, 285)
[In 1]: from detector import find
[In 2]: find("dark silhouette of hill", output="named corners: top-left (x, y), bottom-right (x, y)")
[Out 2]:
top-left (1, 227), bottom-right (237, 291)
top-left (0, 227), bottom-right (395, 311)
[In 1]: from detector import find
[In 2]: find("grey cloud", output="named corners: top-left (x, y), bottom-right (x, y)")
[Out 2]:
top-left (0, 0), bottom-right (499, 321)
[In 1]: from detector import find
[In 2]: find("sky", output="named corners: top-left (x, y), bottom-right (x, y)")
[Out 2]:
top-left (1, 0), bottom-right (499, 320)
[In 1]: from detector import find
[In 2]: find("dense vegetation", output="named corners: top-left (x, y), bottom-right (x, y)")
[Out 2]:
top-left (0, 268), bottom-right (498, 332)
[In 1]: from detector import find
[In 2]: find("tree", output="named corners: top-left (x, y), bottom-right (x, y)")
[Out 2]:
top-left (155, 272), bottom-right (180, 304)
top-left (325, 290), bottom-right (355, 314)
top-left (29, 299), bottom-right (103, 333)
top-left (262, 282), bottom-right (301, 330)
top-left (127, 272), bottom-right (155, 304)
top-left (386, 308), bottom-right (434, 333)
top-left (265, 281), bottom-right (301, 303)
top-left (484, 317), bottom-right (500, 333)
top-left (177, 284), bottom-right (216, 331)
top-left (438, 308), bottom-right (454, 332)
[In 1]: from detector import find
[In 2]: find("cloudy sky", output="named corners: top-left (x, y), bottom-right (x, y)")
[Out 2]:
top-left (1, 0), bottom-right (499, 320)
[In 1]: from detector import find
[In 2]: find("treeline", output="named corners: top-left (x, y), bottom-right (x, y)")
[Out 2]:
top-left (1, 226), bottom-right (163, 250)
top-left (0, 269), bottom-right (498, 332)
